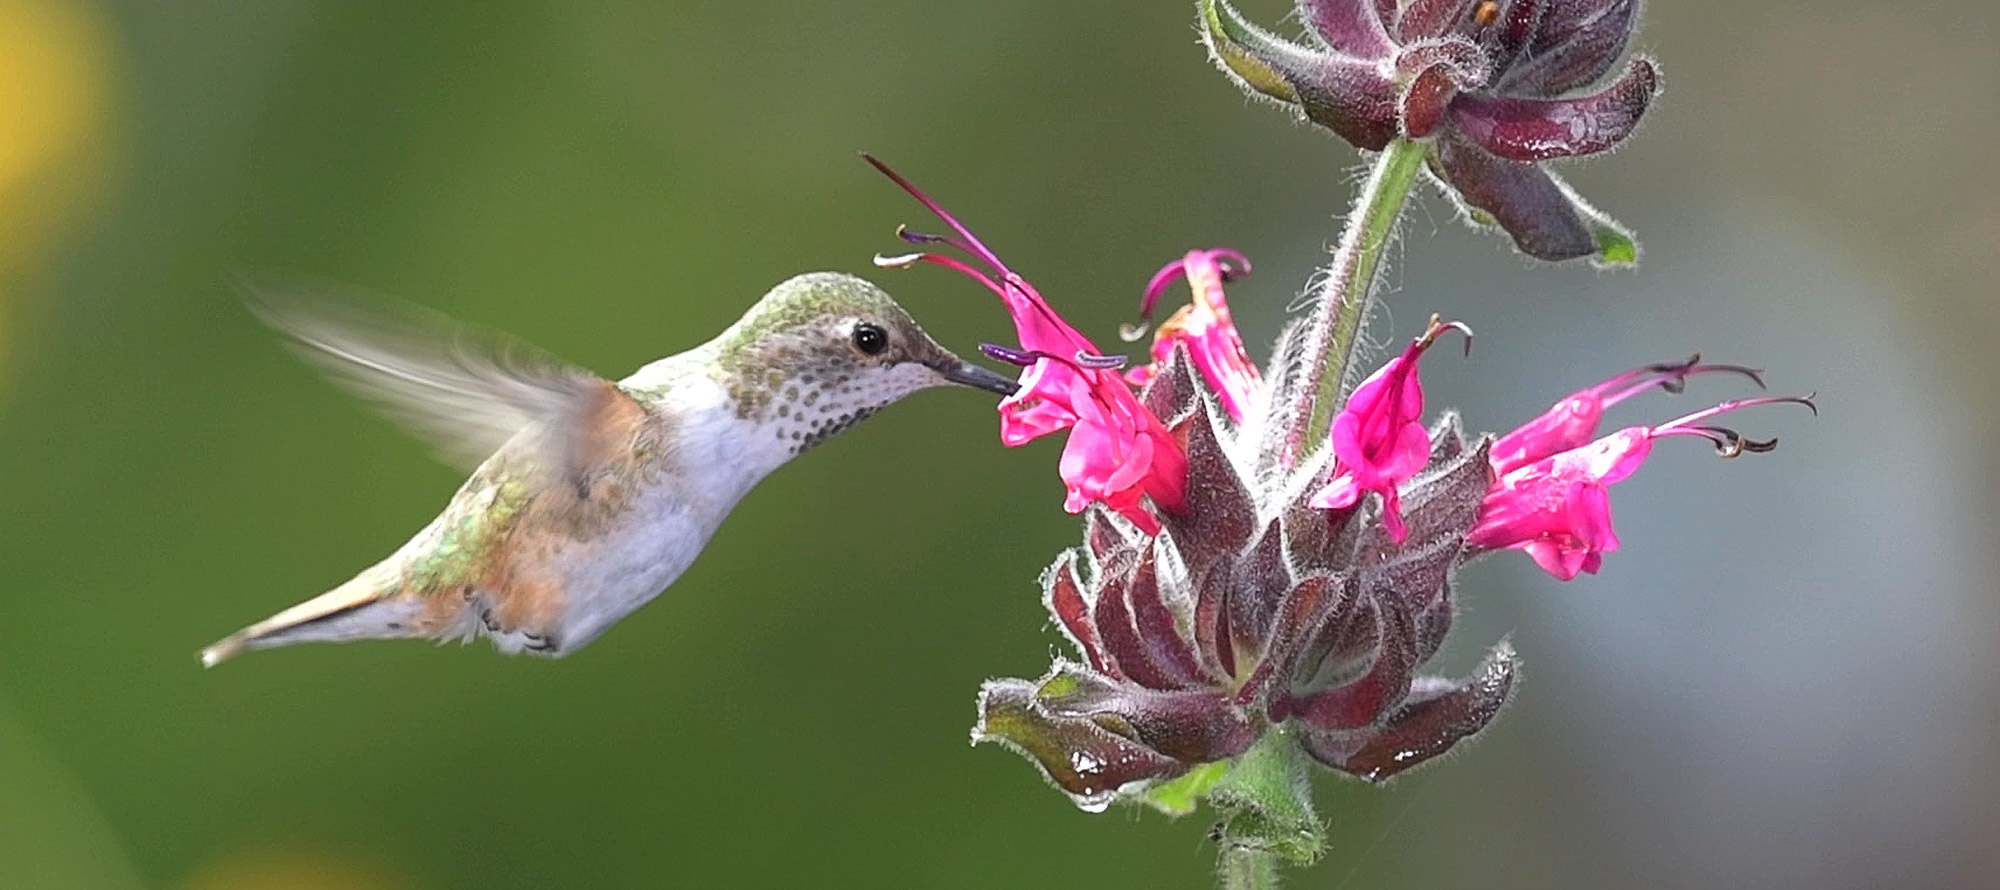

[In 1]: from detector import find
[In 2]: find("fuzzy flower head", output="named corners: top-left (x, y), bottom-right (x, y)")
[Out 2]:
top-left (863, 156), bottom-right (1810, 827)
top-left (975, 341), bottom-right (1520, 811)
top-left (961, 305), bottom-right (1808, 814)
top-left (1200, 0), bottom-right (1661, 263)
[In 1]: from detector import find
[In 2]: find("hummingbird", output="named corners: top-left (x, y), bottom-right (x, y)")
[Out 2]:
top-left (200, 272), bottom-right (1016, 666)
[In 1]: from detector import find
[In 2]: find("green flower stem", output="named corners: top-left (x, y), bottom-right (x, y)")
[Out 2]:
top-left (1296, 137), bottom-right (1430, 451)
top-left (1208, 728), bottom-right (1323, 890)
top-left (1219, 847), bottom-right (1281, 890)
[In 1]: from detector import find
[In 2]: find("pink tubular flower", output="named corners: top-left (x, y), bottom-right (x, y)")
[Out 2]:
top-left (1123, 249), bottom-right (1264, 422)
top-left (1470, 395), bottom-right (1817, 580)
top-left (1489, 354), bottom-right (1766, 475)
top-left (1310, 316), bottom-right (1470, 542)
top-left (866, 155), bottom-right (1187, 534)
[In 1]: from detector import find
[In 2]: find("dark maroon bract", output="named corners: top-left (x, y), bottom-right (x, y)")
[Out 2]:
top-left (1201, 0), bottom-right (1660, 263)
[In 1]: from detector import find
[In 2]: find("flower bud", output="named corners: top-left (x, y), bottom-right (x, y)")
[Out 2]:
top-left (1198, 0), bottom-right (1663, 264)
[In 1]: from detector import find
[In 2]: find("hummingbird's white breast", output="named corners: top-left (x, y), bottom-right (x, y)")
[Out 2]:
top-left (546, 372), bottom-right (792, 651)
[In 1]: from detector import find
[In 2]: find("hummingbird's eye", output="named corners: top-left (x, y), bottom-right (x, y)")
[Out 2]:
top-left (851, 322), bottom-right (889, 356)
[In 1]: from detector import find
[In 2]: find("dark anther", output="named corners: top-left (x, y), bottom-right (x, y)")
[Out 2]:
top-left (1073, 351), bottom-right (1129, 370)
top-left (1690, 361), bottom-right (1768, 390)
top-left (894, 223), bottom-right (982, 259)
top-left (1646, 352), bottom-right (1703, 373)
top-left (1710, 429), bottom-right (1747, 457)
top-left (1648, 354), bottom-right (1703, 394)
top-left (1697, 426), bottom-right (1778, 458)
top-left (980, 342), bottom-right (1127, 371)
top-left (980, 342), bottom-right (1039, 367)
top-left (1417, 314), bottom-right (1475, 356)
top-left (896, 225), bottom-right (946, 245)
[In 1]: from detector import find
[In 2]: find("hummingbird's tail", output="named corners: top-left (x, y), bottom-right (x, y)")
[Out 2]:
top-left (200, 566), bottom-right (415, 667)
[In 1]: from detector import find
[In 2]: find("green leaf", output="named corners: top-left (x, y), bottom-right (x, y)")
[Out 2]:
top-left (1198, 0), bottom-right (1303, 103)
top-left (1589, 215), bottom-right (1640, 267)
top-left (1140, 759), bottom-right (1228, 816)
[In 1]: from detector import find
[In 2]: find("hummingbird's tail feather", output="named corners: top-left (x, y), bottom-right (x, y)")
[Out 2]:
top-left (200, 568), bottom-right (416, 667)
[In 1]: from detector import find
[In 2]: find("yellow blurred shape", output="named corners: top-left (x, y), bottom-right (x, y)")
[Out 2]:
top-left (178, 845), bottom-right (423, 890)
top-left (0, 0), bottom-right (117, 398)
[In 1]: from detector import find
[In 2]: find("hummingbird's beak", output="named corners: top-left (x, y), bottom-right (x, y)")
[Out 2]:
top-left (931, 357), bottom-right (1019, 396)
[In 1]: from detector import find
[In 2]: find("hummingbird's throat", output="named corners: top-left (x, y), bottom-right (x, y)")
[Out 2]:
top-left (739, 360), bottom-right (940, 456)
top-left (787, 405), bottom-right (882, 455)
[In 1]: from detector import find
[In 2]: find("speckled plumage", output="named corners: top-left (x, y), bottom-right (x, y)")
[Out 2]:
top-left (202, 272), bottom-right (1014, 665)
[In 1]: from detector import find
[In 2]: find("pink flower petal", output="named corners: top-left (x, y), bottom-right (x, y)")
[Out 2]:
top-left (1126, 249), bottom-right (1264, 422)
top-left (1309, 475), bottom-right (1362, 510)
top-left (1312, 316), bottom-right (1467, 542)
top-left (870, 157), bottom-right (1190, 532)
top-left (1472, 392), bottom-right (1811, 580)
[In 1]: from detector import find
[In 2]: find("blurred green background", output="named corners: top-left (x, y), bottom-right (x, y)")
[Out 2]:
top-left (3, 1), bottom-right (1995, 888)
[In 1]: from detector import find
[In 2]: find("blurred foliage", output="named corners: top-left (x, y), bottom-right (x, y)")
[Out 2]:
top-left (0, 704), bottom-right (144, 890)
top-left (175, 846), bottom-right (416, 890)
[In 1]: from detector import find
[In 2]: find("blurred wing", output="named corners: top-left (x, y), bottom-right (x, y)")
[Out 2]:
top-left (242, 282), bottom-right (648, 478)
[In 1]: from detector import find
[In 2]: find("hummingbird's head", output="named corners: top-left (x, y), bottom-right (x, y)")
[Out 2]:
top-left (713, 272), bottom-right (1016, 452)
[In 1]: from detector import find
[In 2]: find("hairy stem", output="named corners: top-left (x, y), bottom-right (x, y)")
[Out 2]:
top-left (1219, 846), bottom-right (1281, 890)
top-left (1208, 728), bottom-right (1322, 890)
top-left (1293, 138), bottom-right (1429, 454)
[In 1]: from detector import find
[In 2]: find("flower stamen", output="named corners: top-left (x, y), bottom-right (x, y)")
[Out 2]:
top-left (874, 251), bottom-right (1008, 296)
top-left (1415, 313), bottom-right (1474, 355)
top-left (895, 224), bottom-right (987, 260)
top-left (864, 153), bottom-right (1010, 271)
top-left (980, 343), bottom-right (1130, 371)
top-left (1599, 354), bottom-right (1767, 404)
top-left (1649, 394), bottom-right (1816, 456)
top-left (1652, 394), bottom-right (1818, 435)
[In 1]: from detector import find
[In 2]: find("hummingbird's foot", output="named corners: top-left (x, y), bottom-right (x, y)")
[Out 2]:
top-left (474, 602), bottom-right (564, 656)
